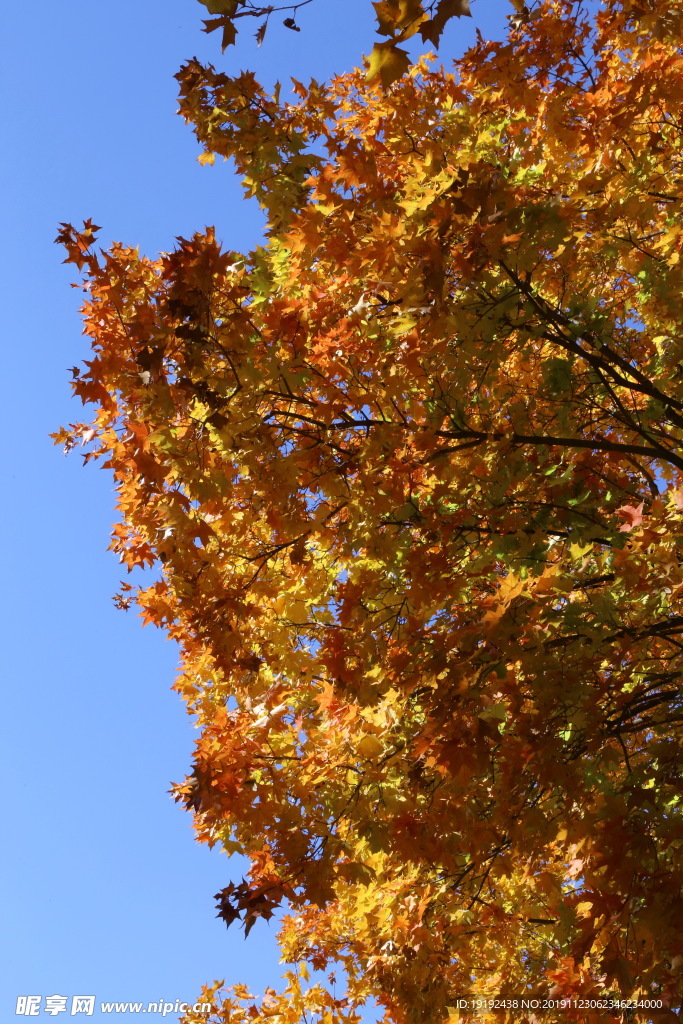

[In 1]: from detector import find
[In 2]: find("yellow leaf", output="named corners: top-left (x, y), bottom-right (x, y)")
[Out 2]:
top-left (569, 541), bottom-right (593, 560)
top-left (373, 0), bottom-right (429, 39)
top-left (286, 598), bottom-right (307, 622)
top-left (366, 41), bottom-right (411, 87)
top-left (358, 734), bottom-right (384, 758)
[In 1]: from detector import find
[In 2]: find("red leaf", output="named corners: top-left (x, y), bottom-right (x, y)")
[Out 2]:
top-left (616, 501), bottom-right (644, 532)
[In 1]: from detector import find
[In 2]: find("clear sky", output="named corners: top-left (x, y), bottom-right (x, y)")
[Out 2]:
top-left (1, 1), bottom-right (508, 1020)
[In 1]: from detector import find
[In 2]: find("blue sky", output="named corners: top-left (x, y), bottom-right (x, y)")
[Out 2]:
top-left (1, 0), bottom-right (508, 1020)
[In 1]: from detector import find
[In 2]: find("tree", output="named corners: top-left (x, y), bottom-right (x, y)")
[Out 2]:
top-left (55, 0), bottom-right (683, 1021)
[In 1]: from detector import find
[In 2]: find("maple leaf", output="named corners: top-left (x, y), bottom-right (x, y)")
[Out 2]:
top-left (214, 884), bottom-right (243, 928)
top-left (420, 0), bottom-right (471, 46)
top-left (373, 0), bottom-right (429, 40)
top-left (365, 40), bottom-right (411, 87)
top-left (615, 501), bottom-right (645, 532)
top-left (197, 0), bottom-right (238, 13)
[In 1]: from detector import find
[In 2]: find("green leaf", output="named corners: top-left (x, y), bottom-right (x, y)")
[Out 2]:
top-left (544, 357), bottom-right (573, 396)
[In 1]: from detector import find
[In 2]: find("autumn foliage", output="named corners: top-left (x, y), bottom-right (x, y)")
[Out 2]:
top-left (55, 1), bottom-right (683, 1021)
top-left (195, 0), bottom-right (471, 78)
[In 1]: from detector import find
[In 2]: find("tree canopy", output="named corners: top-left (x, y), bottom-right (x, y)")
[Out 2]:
top-left (55, 1), bottom-right (683, 1021)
